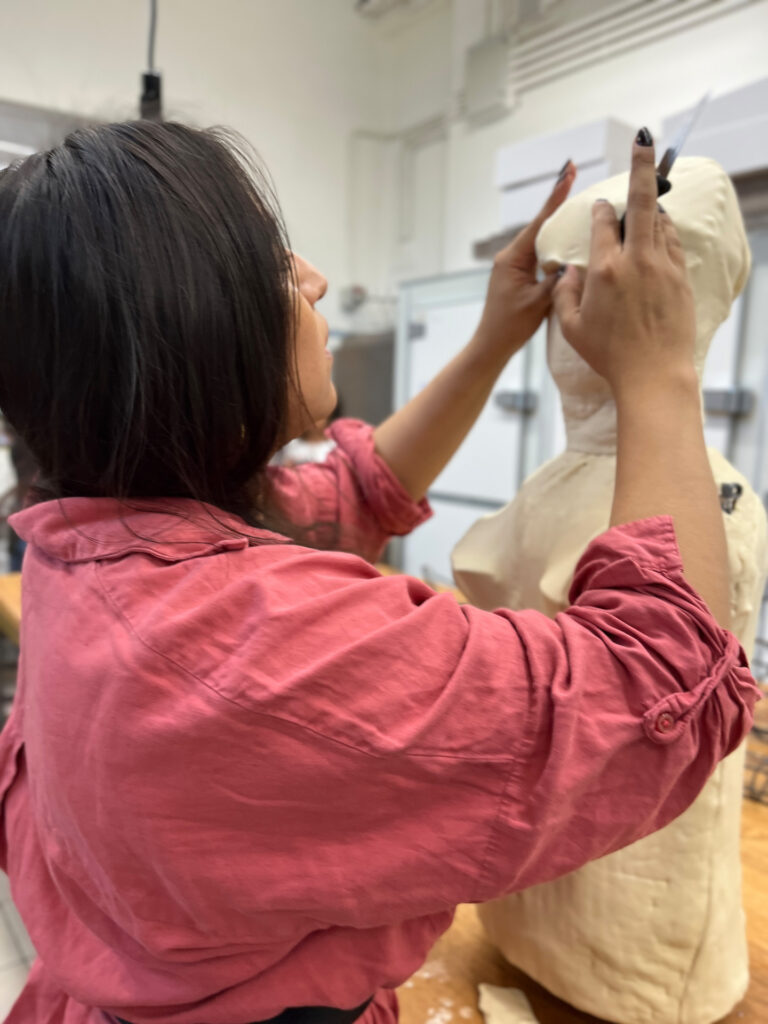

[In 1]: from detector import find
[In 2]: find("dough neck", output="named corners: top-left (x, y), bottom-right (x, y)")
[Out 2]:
top-left (561, 391), bottom-right (618, 455)
top-left (559, 386), bottom-right (707, 455)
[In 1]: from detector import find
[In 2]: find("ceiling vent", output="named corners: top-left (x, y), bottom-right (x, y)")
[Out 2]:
top-left (355, 0), bottom-right (403, 13)
top-left (507, 0), bottom-right (758, 101)
top-left (354, 0), bottom-right (434, 18)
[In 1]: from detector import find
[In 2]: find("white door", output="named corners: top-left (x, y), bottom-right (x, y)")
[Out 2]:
top-left (730, 227), bottom-right (768, 501)
top-left (702, 296), bottom-right (743, 454)
top-left (403, 286), bottom-right (533, 504)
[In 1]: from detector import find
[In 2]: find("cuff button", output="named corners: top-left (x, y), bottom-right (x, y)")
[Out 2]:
top-left (656, 711), bottom-right (675, 734)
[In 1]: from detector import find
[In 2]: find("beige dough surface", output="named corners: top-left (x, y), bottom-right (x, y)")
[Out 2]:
top-left (478, 984), bottom-right (540, 1024)
top-left (535, 157), bottom-right (751, 389)
top-left (453, 449), bottom-right (767, 1024)
top-left (451, 158), bottom-right (767, 1024)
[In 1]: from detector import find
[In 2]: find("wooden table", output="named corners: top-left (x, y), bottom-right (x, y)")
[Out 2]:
top-left (0, 572), bottom-right (21, 645)
top-left (398, 795), bottom-right (768, 1024)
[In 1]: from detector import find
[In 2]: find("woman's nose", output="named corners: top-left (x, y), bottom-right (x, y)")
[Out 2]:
top-left (291, 253), bottom-right (328, 305)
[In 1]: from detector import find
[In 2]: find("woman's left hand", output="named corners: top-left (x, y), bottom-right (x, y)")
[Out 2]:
top-left (474, 161), bottom-right (576, 362)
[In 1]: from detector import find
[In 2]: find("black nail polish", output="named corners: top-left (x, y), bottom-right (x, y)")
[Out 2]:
top-left (594, 197), bottom-right (609, 203)
top-left (657, 203), bottom-right (666, 214)
top-left (555, 265), bottom-right (568, 279)
top-left (657, 175), bottom-right (672, 196)
top-left (556, 158), bottom-right (571, 182)
top-left (636, 126), bottom-right (653, 147)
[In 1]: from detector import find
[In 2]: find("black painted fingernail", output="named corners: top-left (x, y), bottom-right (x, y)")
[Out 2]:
top-left (557, 159), bottom-right (571, 182)
top-left (657, 175), bottom-right (672, 197)
top-left (636, 126), bottom-right (653, 147)
top-left (657, 203), bottom-right (666, 214)
top-left (555, 264), bottom-right (568, 279)
top-left (594, 197), bottom-right (609, 203)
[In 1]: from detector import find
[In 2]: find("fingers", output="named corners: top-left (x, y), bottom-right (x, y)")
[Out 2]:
top-left (496, 161), bottom-right (576, 267)
top-left (535, 160), bottom-right (577, 228)
top-left (660, 211), bottom-right (686, 269)
top-left (653, 206), bottom-right (665, 249)
top-left (624, 129), bottom-right (658, 252)
top-left (589, 199), bottom-right (620, 265)
top-left (552, 265), bottom-right (584, 338)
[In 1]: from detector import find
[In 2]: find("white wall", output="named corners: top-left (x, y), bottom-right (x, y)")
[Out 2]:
top-left (449, 0), bottom-right (768, 270)
top-left (2, 0), bottom-right (767, 315)
top-left (367, 0), bottom-right (768, 279)
top-left (0, 0), bottom-right (382, 326)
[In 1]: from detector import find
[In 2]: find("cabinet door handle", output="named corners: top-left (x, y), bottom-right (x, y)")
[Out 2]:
top-left (703, 388), bottom-right (754, 416)
top-left (494, 390), bottom-right (538, 413)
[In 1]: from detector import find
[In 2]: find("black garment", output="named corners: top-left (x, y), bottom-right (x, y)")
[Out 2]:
top-left (116, 997), bottom-right (374, 1024)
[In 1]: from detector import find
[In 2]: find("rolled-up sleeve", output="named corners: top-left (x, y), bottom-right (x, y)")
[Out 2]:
top-left (474, 515), bottom-right (757, 898)
top-left (194, 516), bottom-right (759, 925)
top-left (267, 418), bottom-right (431, 561)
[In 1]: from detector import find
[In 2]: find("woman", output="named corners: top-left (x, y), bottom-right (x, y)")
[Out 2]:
top-left (0, 121), bottom-right (756, 1024)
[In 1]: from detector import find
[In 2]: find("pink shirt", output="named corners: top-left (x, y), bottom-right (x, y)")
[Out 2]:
top-left (0, 420), bottom-right (758, 1024)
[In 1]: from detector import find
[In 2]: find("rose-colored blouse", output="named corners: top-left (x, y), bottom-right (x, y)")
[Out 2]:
top-left (0, 420), bottom-right (757, 1024)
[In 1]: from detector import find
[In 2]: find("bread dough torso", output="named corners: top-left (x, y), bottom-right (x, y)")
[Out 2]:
top-left (452, 449), bottom-right (767, 1024)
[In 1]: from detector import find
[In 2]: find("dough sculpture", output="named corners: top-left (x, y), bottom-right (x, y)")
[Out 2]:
top-left (452, 158), bottom-right (767, 1024)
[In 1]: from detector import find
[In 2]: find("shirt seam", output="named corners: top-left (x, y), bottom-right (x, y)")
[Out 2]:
top-left (474, 748), bottom-right (527, 902)
top-left (472, 620), bottom-right (544, 901)
top-left (632, 561), bottom-right (685, 580)
top-left (580, 561), bottom-right (690, 593)
top-left (91, 562), bottom-right (514, 766)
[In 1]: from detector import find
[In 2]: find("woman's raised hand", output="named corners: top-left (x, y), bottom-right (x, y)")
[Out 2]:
top-left (553, 133), bottom-right (697, 399)
top-left (554, 131), bottom-right (730, 628)
top-left (474, 161), bottom-right (576, 361)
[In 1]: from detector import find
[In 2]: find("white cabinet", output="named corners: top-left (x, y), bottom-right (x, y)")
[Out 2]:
top-left (407, 300), bottom-right (529, 504)
top-left (702, 296), bottom-right (743, 455)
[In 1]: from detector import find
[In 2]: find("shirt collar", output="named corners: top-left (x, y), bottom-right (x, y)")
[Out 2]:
top-left (9, 497), bottom-right (279, 564)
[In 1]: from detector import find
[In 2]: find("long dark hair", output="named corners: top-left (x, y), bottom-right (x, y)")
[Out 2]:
top-left (0, 120), bottom-right (296, 525)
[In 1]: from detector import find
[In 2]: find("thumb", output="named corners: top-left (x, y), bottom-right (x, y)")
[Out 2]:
top-left (552, 265), bottom-right (582, 338)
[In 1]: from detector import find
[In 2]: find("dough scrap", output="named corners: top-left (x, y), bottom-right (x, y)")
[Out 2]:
top-left (478, 984), bottom-right (540, 1024)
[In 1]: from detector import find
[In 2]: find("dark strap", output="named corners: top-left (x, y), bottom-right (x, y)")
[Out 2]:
top-left (115, 995), bottom-right (374, 1024)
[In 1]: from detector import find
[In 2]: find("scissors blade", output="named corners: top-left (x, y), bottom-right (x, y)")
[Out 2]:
top-left (656, 92), bottom-right (710, 179)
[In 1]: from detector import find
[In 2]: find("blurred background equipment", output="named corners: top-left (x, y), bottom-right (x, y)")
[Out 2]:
top-left (332, 331), bottom-right (395, 425)
top-left (140, 0), bottom-right (162, 119)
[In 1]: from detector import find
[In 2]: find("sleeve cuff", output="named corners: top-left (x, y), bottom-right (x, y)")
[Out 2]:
top-left (328, 419), bottom-right (432, 536)
top-left (569, 516), bottom-right (686, 604)
top-left (569, 515), bottom-right (761, 743)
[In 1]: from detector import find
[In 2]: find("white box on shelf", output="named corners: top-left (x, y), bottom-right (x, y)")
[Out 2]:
top-left (499, 159), bottom-right (611, 230)
top-left (494, 118), bottom-right (636, 191)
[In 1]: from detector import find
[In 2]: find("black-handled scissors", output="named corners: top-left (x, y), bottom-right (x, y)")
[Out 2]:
top-left (619, 93), bottom-right (709, 241)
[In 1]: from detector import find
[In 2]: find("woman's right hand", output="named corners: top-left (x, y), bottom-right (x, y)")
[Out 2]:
top-left (553, 133), bottom-right (697, 399)
top-left (553, 129), bottom-right (731, 628)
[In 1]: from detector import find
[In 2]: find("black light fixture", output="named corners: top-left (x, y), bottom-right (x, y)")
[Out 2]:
top-left (140, 0), bottom-right (162, 120)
